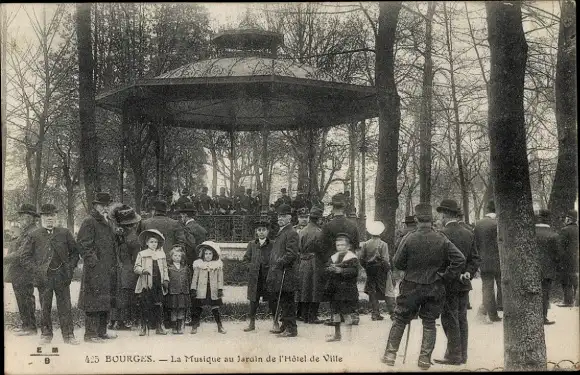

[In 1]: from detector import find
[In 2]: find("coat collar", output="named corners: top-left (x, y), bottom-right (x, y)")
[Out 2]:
top-left (277, 223), bottom-right (293, 235)
top-left (186, 218), bottom-right (196, 225)
top-left (331, 250), bottom-right (357, 264)
top-left (193, 258), bottom-right (223, 270)
top-left (255, 237), bottom-right (270, 246)
top-left (444, 220), bottom-right (459, 227)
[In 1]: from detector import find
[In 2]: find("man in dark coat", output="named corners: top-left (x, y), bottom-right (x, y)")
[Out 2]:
top-left (266, 204), bottom-right (300, 337)
top-left (274, 188), bottom-right (292, 208)
top-left (77, 192), bottom-right (119, 343)
top-left (535, 209), bottom-right (560, 325)
top-left (21, 204), bottom-right (80, 345)
top-left (383, 203), bottom-right (465, 370)
top-left (242, 218), bottom-right (275, 332)
top-left (558, 210), bottom-right (579, 307)
top-left (3, 203), bottom-right (39, 335)
top-left (473, 200), bottom-right (503, 322)
top-left (138, 200), bottom-right (186, 257)
top-left (178, 202), bottom-right (208, 269)
top-left (196, 187), bottom-right (213, 214)
top-left (296, 207), bottom-right (325, 324)
top-left (239, 188), bottom-right (253, 214)
top-left (434, 199), bottom-right (481, 366)
top-left (175, 189), bottom-right (192, 211)
top-left (215, 187), bottom-right (232, 214)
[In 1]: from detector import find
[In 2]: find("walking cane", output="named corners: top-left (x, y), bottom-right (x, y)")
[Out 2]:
top-left (274, 270), bottom-right (287, 327)
top-left (402, 320), bottom-right (412, 364)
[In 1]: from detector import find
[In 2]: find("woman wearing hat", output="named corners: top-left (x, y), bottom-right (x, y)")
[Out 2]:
top-left (360, 221), bottom-right (395, 320)
top-left (134, 229), bottom-right (170, 335)
top-left (108, 204), bottom-right (142, 330)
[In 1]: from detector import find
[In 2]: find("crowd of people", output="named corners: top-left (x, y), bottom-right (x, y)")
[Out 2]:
top-left (3, 190), bottom-right (578, 370)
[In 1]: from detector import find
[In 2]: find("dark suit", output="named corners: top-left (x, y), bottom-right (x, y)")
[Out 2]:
top-left (440, 222), bottom-right (481, 363)
top-left (4, 222), bottom-right (38, 332)
top-left (266, 224), bottom-right (300, 333)
top-left (20, 227), bottom-right (80, 340)
top-left (536, 224), bottom-right (560, 319)
top-left (474, 214), bottom-right (502, 317)
top-left (559, 223), bottom-right (578, 305)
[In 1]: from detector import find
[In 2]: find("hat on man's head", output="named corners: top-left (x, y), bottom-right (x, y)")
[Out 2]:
top-left (309, 207), bottom-right (323, 218)
top-left (153, 200), bottom-right (168, 213)
top-left (403, 215), bottom-right (416, 225)
top-left (281, 188), bottom-right (287, 194)
top-left (297, 207), bottom-right (309, 217)
top-left (277, 204), bottom-right (292, 215)
top-left (93, 192), bottom-right (112, 205)
top-left (40, 203), bottom-right (59, 215)
top-left (367, 221), bottom-right (385, 236)
top-left (565, 210), bottom-right (578, 221)
top-left (17, 203), bottom-right (39, 218)
top-left (138, 229), bottom-right (165, 248)
top-left (178, 202), bottom-right (197, 213)
top-left (436, 199), bottom-right (460, 214)
top-left (486, 200), bottom-right (496, 213)
top-left (415, 203), bottom-right (433, 220)
top-left (115, 204), bottom-right (142, 226)
top-left (331, 193), bottom-right (346, 208)
top-left (181, 188), bottom-right (190, 196)
top-left (335, 232), bottom-right (353, 244)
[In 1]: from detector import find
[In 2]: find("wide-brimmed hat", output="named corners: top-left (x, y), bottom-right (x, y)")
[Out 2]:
top-left (17, 203), bottom-right (39, 217)
top-left (335, 232), bottom-right (352, 244)
top-left (403, 215), bottom-right (415, 225)
top-left (436, 199), bottom-right (460, 214)
top-left (196, 241), bottom-right (222, 260)
top-left (179, 202), bottom-right (197, 213)
top-left (415, 204), bottom-right (433, 219)
top-left (153, 200), bottom-right (168, 213)
top-left (310, 207), bottom-right (323, 218)
top-left (139, 229), bottom-right (165, 248)
top-left (39, 203), bottom-right (59, 215)
top-left (277, 204), bottom-right (292, 215)
top-left (114, 204), bottom-right (141, 226)
top-left (297, 207), bottom-right (309, 217)
top-left (331, 193), bottom-right (346, 208)
top-left (367, 221), bottom-right (385, 236)
top-left (93, 192), bottom-right (112, 205)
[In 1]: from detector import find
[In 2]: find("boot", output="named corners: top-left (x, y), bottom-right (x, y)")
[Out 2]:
top-left (191, 308), bottom-right (200, 334)
top-left (244, 302), bottom-right (258, 332)
top-left (139, 311), bottom-right (148, 336)
top-left (212, 309), bottom-right (226, 334)
top-left (244, 318), bottom-right (256, 332)
top-left (326, 323), bottom-right (341, 342)
top-left (155, 307), bottom-right (167, 335)
top-left (176, 319), bottom-right (184, 334)
top-left (382, 319), bottom-right (406, 366)
top-left (172, 321), bottom-right (178, 334)
top-left (418, 321), bottom-right (437, 370)
top-left (108, 320), bottom-right (116, 330)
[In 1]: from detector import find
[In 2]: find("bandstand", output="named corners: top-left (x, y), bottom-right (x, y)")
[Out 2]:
top-left (96, 28), bottom-right (377, 243)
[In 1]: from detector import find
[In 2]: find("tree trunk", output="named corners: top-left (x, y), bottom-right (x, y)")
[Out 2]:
top-left (211, 148), bottom-right (218, 197)
top-left (261, 128), bottom-right (269, 212)
top-left (77, 3), bottom-right (99, 205)
top-left (444, 3), bottom-right (470, 223)
top-left (548, 0), bottom-right (577, 229)
top-left (375, 1), bottom-right (402, 251)
top-left (486, 2), bottom-right (546, 370)
top-left (66, 183), bottom-right (75, 230)
top-left (418, 2), bottom-right (436, 204)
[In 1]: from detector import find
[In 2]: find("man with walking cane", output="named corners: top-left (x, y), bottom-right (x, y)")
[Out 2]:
top-left (382, 204), bottom-right (465, 370)
top-left (266, 204), bottom-right (300, 337)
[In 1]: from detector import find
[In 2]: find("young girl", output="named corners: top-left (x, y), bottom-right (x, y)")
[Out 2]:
top-left (190, 241), bottom-right (226, 334)
top-left (134, 229), bottom-right (169, 336)
top-left (359, 221), bottom-right (394, 320)
top-left (323, 233), bottom-right (360, 342)
top-left (166, 247), bottom-right (190, 334)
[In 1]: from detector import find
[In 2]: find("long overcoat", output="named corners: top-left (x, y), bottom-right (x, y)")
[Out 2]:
top-left (559, 222), bottom-right (579, 276)
top-left (473, 215), bottom-right (500, 274)
top-left (297, 222), bottom-right (324, 302)
top-left (116, 229), bottom-right (140, 290)
top-left (535, 224), bottom-right (560, 281)
top-left (138, 214), bottom-right (185, 257)
top-left (242, 238), bottom-right (273, 301)
top-left (77, 209), bottom-right (119, 312)
top-left (266, 224), bottom-right (300, 294)
top-left (440, 221), bottom-right (481, 292)
top-left (359, 237), bottom-right (391, 299)
top-left (4, 222), bottom-right (37, 284)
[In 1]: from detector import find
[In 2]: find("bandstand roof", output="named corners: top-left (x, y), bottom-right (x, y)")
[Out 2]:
top-left (96, 41), bottom-right (377, 132)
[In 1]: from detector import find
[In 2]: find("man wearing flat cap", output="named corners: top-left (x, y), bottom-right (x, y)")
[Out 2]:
top-left (296, 206), bottom-right (325, 324)
top-left (21, 203), bottom-right (80, 345)
top-left (434, 199), bottom-right (481, 366)
top-left (4, 203), bottom-right (39, 336)
top-left (77, 192), bottom-right (119, 343)
top-left (535, 209), bottom-right (560, 325)
top-left (383, 203), bottom-right (465, 370)
top-left (558, 210), bottom-right (578, 307)
top-left (266, 204), bottom-right (300, 337)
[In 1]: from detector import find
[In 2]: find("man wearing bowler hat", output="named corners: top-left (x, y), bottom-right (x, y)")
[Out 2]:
top-left (558, 210), bottom-right (578, 307)
top-left (434, 199), bottom-right (480, 366)
top-left (535, 209), bottom-right (560, 325)
top-left (77, 192), bottom-right (119, 343)
top-left (4, 203), bottom-right (40, 335)
top-left (383, 203), bottom-right (465, 370)
top-left (21, 203), bottom-right (80, 345)
top-left (266, 204), bottom-right (300, 337)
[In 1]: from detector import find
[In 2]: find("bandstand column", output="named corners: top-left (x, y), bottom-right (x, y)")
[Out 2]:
top-left (120, 100), bottom-right (131, 203)
top-left (229, 129), bottom-right (235, 197)
top-left (155, 113), bottom-right (166, 199)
